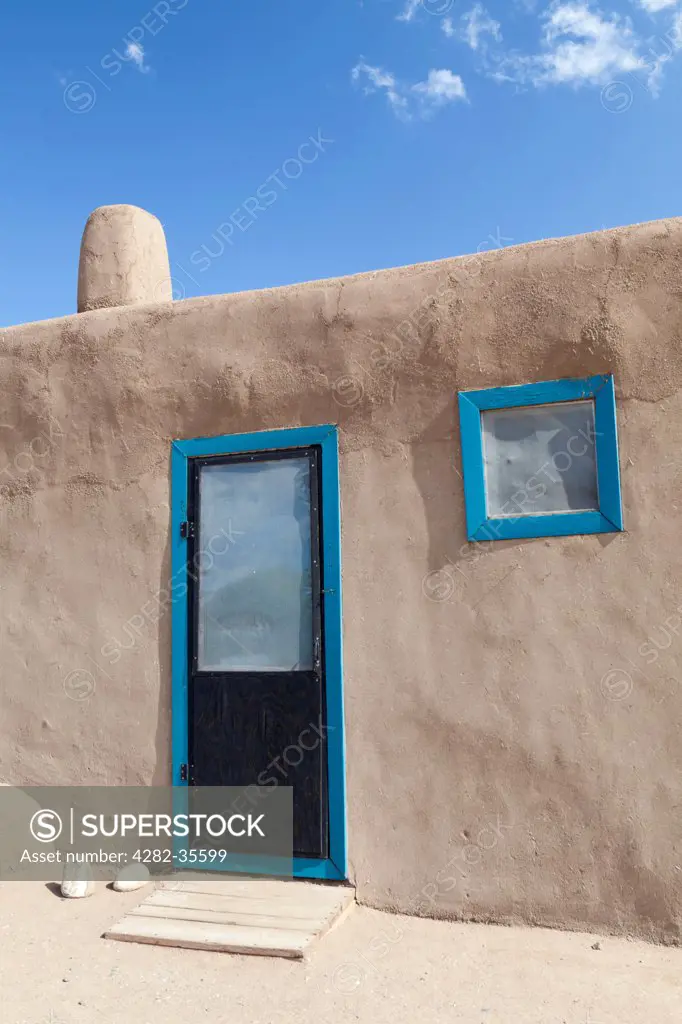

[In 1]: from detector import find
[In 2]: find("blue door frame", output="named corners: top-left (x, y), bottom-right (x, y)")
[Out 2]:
top-left (170, 424), bottom-right (347, 881)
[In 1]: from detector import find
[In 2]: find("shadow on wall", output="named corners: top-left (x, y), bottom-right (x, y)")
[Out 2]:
top-left (411, 401), bottom-right (523, 584)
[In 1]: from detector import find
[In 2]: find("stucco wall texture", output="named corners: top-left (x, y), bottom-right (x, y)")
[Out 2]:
top-left (1, 216), bottom-right (682, 943)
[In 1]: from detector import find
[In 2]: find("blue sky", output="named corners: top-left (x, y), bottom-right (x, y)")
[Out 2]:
top-left (1, 0), bottom-right (681, 327)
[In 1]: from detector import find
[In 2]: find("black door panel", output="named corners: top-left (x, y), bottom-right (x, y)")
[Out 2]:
top-left (191, 672), bottom-right (326, 857)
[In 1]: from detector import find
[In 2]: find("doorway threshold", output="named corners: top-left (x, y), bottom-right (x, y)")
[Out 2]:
top-left (104, 876), bottom-right (355, 959)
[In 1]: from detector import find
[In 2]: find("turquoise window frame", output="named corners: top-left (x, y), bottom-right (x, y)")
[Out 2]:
top-left (170, 424), bottom-right (347, 881)
top-left (458, 374), bottom-right (623, 541)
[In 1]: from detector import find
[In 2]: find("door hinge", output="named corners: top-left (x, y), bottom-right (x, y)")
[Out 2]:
top-left (179, 763), bottom-right (189, 782)
top-left (180, 521), bottom-right (195, 540)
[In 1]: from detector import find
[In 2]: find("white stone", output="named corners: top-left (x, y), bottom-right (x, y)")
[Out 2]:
top-left (61, 862), bottom-right (95, 898)
top-left (113, 863), bottom-right (150, 892)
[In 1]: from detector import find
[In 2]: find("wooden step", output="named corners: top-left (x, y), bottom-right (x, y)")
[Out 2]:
top-left (105, 877), bottom-right (355, 959)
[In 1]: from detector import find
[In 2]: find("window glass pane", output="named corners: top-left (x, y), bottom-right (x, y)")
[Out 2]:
top-left (482, 400), bottom-right (598, 517)
top-left (197, 457), bottom-right (313, 671)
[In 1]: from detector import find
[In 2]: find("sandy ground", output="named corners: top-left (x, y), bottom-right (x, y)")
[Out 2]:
top-left (1, 881), bottom-right (680, 1024)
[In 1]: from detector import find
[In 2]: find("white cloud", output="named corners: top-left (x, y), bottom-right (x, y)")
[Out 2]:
top-left (351, 62), bottom-right (408, 114)
top-left (412, 68), bottom-right (467, 103)
top-left (351, 61), bottom-right (467, 118)
top-left (544, 4), bottom-right (642, 83)
top-left (399, 0), bottom-right (682, 100)
top-left (638, 0), bottom-right (678, 12)
top-left (125, 41), bottom-right (150, 74)
top-left (492, 3), bottom-right (646, 88)
top-left (462, 4), bottom-right (503, 50)
top-left (397, 0), bottom-right (421, 22)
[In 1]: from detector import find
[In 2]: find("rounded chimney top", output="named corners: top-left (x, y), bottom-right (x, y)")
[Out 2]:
top-left (77, 204), bottom-right (172, 313)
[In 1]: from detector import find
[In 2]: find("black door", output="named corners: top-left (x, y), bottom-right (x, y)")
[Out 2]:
top-left (185, 447), bottom-right (328, 860)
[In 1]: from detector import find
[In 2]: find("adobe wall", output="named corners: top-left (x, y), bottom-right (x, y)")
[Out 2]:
top-left (1, 217), bottom-right (681, 942)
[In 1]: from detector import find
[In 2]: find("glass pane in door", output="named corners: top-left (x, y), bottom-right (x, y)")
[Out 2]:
top-left (197, 456), bottom-right (314, 671)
